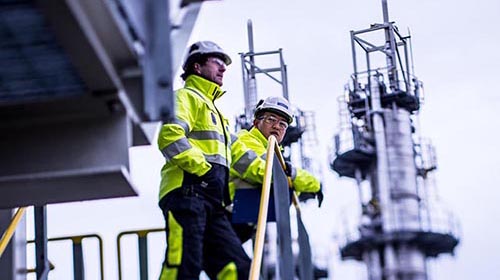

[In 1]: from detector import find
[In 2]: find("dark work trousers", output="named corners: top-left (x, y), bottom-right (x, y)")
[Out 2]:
top-left (159, 164), bottom-right (251, 279)
top-left (226, 211), bottom-right (256, 244)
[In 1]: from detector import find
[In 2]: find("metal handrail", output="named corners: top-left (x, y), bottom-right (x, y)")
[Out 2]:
top-left (27, 234), bottom-right (105, 280)
top-left (116, 227), bottom-right (165, 280)
top-left (0, 206), bottom-right (27, 258)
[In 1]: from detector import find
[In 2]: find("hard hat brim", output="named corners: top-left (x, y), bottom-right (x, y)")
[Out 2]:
top-left (255, 108), bottom-right (293, 124)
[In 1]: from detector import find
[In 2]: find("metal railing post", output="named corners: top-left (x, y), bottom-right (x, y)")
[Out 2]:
top-left (138, 232), bottom-right (149, 280)
top-left (72, 237), bottom-right (85, 280)
top-left (34, 206), bottom-right (49, 280)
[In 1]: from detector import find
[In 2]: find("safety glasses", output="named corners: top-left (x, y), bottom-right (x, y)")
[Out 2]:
top-left (207, 57), bottom-right (226, 68)
top-left (258, 115), bottom-right (289, 130)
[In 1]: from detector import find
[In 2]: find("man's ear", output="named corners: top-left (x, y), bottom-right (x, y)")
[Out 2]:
top-left (253, 118), bottom-right (260, 127)
top-left (194, 63), bottom-right (201, 74)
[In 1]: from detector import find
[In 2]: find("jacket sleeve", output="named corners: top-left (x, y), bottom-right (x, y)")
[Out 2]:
top-left (230, 135), bottom-right (267, 185)
top-left (157, 89), bottom-right (211, 176)
top-left (292, 168), bottom-right (321, 193)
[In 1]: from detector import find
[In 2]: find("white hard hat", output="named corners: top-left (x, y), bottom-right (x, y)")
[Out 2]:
top-left (254, 96), bottom-right (294, 124)
top-left (182, 41), bottom-right (232, 70)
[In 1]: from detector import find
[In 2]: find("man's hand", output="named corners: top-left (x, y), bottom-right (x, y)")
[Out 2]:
top-left (284, 161), bottom-right (294, 177)
top-left (316, 189), bottom-right (324, 208)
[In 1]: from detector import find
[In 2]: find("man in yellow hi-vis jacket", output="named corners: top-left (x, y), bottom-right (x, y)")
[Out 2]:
top-left (228, 96), bottom-right (322, 242)
top-left (157, 41), bottom-right (250, 279)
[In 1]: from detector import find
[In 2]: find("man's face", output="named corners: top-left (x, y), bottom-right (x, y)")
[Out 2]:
top-left (254, 112), bottom-right (289, 143)
top-left (195, 56), bottom-right (227, 86)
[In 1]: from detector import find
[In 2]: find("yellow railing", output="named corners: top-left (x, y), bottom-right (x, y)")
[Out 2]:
top-left (0, 206), bottom-right (27, 258)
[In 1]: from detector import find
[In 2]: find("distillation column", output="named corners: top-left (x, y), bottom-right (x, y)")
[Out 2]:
top-left (330, 1), bottom-right (460, 279)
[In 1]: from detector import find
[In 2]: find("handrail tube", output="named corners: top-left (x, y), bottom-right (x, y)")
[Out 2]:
top-left (249, 135), bottom-right (278, 280)
top-left (0, 207), bottom-right (26, 258)
top-left (27, 234), bottom-right (105, 280)
top-left (116, 228), bottom-right (164, 280)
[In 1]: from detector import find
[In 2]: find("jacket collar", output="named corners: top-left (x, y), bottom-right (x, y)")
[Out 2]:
top-left (249, 127), bottom-right (284, 152)
top-left (249, 127), bottom-right (269, 147)
top-left (184, 75), bottom-right (225, 101)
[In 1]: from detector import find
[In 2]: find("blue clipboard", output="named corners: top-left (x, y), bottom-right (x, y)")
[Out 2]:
top-left (231, 187), bottom-right (293, 224)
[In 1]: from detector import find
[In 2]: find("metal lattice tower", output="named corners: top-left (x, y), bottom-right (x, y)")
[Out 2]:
top-left (236, 19), bottom-right (290, 131)
top-left (330, 1), bottom-right (460, 279)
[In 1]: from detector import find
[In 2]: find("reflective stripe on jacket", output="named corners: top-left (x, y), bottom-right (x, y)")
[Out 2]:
top-left (229, 127), bottom-right (320, 200)
top-left (158, 75), bottom-right (231, 200)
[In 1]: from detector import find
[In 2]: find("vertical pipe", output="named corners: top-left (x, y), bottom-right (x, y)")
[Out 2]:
top-left (247, 19), bottom-right (255, 77)
top-left (387, 24), bottom-right (399, 91)
top-left (383, 246), bottom-right (398, 280)
top-left (381, 0), bottom-right (390, 23)
top-left (351, 31), bottom-right (359, 91)
top-left (280, 49), bottom-right (290, 101)
top-left (380, 0), bottom-right (398, 91)
top-left (355, 169), bottom-right (364, 208)
top-left (245, 20), bottom-right (258, 120)
top-left (144, 0), bottom-right (174, 122)
top-left (403, 41), bottom-right (411, 93)
top-left (369, 75), bottom-right (398, 280)
top-left (363, 249), bottom-right (382, 280)
top-left (35, 206), bottom-right (49, 280)
top-left (240, 52), bottom-right (250, 118)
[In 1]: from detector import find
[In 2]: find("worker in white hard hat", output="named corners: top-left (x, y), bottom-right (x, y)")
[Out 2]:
top-left (157, 41), bottom-right (250, 279)
top-left (228, 96), bottom-right (322, 243)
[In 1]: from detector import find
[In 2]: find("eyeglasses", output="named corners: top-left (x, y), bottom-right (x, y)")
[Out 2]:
top-left (207, 57), bottom-right (226, 68)
top-left (258, 115), bottom-right (289, 130)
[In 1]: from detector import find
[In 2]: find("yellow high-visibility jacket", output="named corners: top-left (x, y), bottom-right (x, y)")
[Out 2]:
top-left (229, 127), bottom-right (320, 200)
top-left (158, 75), bottom-right (231, 200)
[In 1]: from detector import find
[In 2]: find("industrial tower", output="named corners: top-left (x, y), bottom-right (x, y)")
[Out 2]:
top-left (330, 1), bottom-right (460, 279)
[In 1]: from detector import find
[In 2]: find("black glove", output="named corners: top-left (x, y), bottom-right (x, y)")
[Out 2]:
top-left (316, 189), bottom-right (324, 208)
top-left (284, 161), bottom-right (294, 177)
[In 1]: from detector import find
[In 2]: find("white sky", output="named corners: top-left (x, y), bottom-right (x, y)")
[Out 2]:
top-left (29, 0), bottom-right (500, 279)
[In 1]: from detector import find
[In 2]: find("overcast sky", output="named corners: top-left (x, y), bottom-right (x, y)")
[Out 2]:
top-left (34, 0), bottom-right (500, 279)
